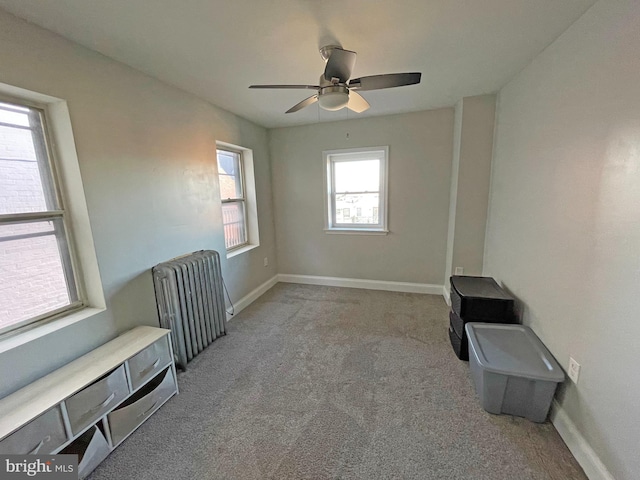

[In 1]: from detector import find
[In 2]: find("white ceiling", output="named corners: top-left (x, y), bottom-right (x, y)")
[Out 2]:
top-left (0, 0), bottom-right (596, 128)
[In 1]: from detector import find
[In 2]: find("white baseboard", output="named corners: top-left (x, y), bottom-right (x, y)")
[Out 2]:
top-left (226, 275), bottom-right (278, 321)
top-left (443, 284), bottom-right (451, 306)
top-left (550, 400), bottom-right (615, 480)
top-left (225, 274), bottom-right (443, 321)
top-left (278, 273), bottom-right (443, 295)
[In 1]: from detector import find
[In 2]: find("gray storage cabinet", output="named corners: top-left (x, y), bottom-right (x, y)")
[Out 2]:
top-left (466, 323), bottom-right (565, 422)
top-left (0, 327), bottom-right (178, 479)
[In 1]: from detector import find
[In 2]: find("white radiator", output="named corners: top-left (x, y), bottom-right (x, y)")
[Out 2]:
top-left (152, 250), bottom-right (227, 370)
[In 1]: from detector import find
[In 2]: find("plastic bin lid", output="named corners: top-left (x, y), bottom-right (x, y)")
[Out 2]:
top-left (465, 323), bottom-right (565, 382)
top-left (450, 276), bottom-right (513, 300)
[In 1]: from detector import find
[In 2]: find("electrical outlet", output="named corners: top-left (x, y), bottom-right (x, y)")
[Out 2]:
top-left (568, 357), bottom-right (581, 383)
top-left (454, 267), bottom-right (464, 275)
top-left (263, 257), bottom-right (268, 267)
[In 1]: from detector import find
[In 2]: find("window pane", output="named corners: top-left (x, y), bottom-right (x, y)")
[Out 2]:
top-left (335, 193), bottom-right (380, 224)
top-left (334, 159), bottom-right (379, 193)
top-left (0, 102), bottom-right (30, 127)
top-left (221, 201), bottom-right (246, 249)
top-left (0, 219), bottom-right (77, 331)
top-left (217, 150), bottom-right (243, 199)
top-left (0, 103), bottom-right (58, 214)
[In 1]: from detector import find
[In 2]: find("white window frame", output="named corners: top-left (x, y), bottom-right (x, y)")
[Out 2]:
top-left (0, 82), bottom-right (105, 351)
top-left (216, 141), bottom-right (260, 258)
top-left (323, 146), bottom-right (389, 235)
top-left (217, 147), bottom-right (248, 251)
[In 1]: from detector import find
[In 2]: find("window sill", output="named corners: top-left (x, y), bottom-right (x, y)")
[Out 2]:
top-left (324, 228), bottom-right (389, 236)
top-left (0, 306), bottom-right (106, 355)
top-left (227, 243), bottom-right (259, 258)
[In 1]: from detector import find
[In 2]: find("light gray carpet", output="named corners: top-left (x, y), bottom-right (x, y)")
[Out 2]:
top-left (90, 283), bottom-right (586, 480)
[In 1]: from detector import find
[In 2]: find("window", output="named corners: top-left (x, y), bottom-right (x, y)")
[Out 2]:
top-left (217, 148), bottom-right (247, 250)
top-left (216, 142), bottom-right (260, 256)
top-left (0, 100), bottom-right (80, 335)
top-left (324, 146), bottom-right (389, 233)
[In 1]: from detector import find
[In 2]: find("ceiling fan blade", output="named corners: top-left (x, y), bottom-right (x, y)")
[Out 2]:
top-left (249, 84), bottom-right (319, 90)
top-left (323, 47), bottom-right (357, 83)
top-left (286, 95), bottom-right (318, 113)
top-left (348, 72), bottom-right (421, 91)
top-left (347, 91), bottom-right (370, 113)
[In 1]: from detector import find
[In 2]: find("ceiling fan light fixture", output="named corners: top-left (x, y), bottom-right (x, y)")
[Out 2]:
top-left (318, 86), bottom-right (349, 111)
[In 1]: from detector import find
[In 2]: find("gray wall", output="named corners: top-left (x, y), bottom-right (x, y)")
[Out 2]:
top-left (444, 95), bottom-right (496, 292)
top-left (484, 0), bottom-right (640, 478)
top-left (270, 110), bottom-right (454, 285)
top-left (0, 10), bottom-right (278, 397)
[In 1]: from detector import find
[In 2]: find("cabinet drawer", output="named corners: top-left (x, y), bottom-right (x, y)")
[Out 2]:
top-left (127, 336), bottom-right (171, 391)
top-left (107, 368), bottom-right (176, 446)
top-left (65, 365), bottom-right (129, 435)
top-left (0, 406), bottom-right (67, 454)
top-left (62, 425), bottom-right (111, 479)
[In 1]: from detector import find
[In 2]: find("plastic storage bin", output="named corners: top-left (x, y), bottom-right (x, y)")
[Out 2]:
top-left (465, 323), bottom-right (564, 422)
top-left (450, 276), bottom-right (514, 321)
top-left (448, 310), bottom-right (468, 360)
top-left (448, 276), bottom-right (516, 360)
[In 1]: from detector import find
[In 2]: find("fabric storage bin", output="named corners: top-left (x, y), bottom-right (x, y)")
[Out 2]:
top-left (107, 368), bottom-right (176, 446)
top-left (62, 425), bottom-right (111, 479)
top-left (450, 276), bottom-right (515, 322)
top-left (65, 365), bottom-right (129, 435)
top-left (0, 406), bottom-right (67, 454)
top-left (466, 323), bottom-right (565, 422)
top-left (127, 336), bottom-right (172, 391)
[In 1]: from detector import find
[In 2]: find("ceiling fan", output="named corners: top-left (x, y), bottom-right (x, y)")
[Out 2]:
top-left (249, 45), bottom-right (421, 114)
